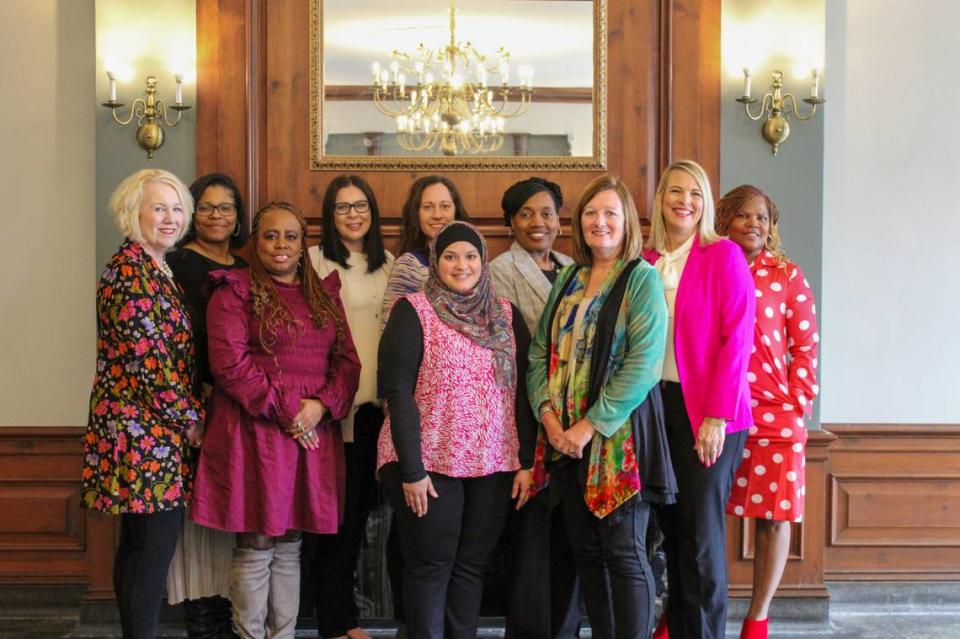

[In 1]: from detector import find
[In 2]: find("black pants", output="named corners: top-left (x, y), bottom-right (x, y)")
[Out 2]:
top-left (561, 484), bottom-right (654, 639)
top-left (313, 404), bottom-right (383, 637)
top-left (382, 464), bottom-right (514, 639)
top-left (658, 382), bottom-right (747, 639)
top-left (113, 508), bottom-right (183, 639)
top-left (505, 488), bottom-right (581, 639)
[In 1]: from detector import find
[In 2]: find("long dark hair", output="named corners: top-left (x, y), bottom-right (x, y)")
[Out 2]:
top-left (320, 175), bottom-right (387, 273)
top-left (248, 201), bottom-right (345, 354)
top-left (180, 173), bottom-right (249, 248)
top-left (397, 175), bottom-right (469, 256)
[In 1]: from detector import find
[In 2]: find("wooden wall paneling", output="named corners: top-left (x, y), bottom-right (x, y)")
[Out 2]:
top-left (197, 1), bottom-right (720, 256)
top-left (726, 429), bottom-right (835, 599)
top-left (664, 0), bottom-right (721, 189)
top-left (196, 0), bottom-right (252, 208)
top-left (0, 428), bottom-right (93, 585)
top-left (825, 424), bottom-right (960, 581)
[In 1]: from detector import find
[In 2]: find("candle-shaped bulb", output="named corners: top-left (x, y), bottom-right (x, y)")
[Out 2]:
top-left (174, 74), bottom-right (184, 105)
top-left (742, 67), bottom-right (752, 98)
top-left (106, 70), bottom-right (118, 102)
top-left (811, 68), bottom-right (820, 99)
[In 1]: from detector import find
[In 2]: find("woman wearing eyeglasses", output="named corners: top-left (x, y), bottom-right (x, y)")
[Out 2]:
top-left (308, 176), bottom-right (394, 639)
top-left (167, 173), bottom-right (249, 639)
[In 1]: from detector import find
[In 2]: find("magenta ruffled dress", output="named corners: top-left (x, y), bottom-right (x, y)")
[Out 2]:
top-left (190, 269), bottom-right (360, 536)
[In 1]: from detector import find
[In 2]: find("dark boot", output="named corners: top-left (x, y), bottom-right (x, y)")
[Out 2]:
top-left (185, 596), bottom-right (232, 639)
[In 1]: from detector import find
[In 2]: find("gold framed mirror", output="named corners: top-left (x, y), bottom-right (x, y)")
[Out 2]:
top-left (310, 0), bottom-right (606, 171)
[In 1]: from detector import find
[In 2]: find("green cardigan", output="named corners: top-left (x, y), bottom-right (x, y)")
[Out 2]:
top-left (526, 260), bottom-right (668, 437)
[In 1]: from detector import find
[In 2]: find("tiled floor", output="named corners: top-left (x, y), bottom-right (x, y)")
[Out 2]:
top-left (3, 584), bottom-right (960, 638)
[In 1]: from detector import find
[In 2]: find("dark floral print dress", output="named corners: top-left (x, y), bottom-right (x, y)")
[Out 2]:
top-left (82, 240), bottom-right (204, 514)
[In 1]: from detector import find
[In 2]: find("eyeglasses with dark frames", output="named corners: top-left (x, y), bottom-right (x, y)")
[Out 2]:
top-left (334, 200), bottom-right (371, 216)
top-left (196, 202), bottom-right (238, 217)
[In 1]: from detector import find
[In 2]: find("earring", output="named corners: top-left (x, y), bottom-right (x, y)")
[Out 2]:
top-left (233, 223), bottom-right (241, 238)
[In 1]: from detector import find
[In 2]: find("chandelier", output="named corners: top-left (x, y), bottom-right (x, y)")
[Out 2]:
top-left (370, 0), bottom-right (534, 155)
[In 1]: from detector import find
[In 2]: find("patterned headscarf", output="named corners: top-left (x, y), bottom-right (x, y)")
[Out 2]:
top-left (423, 221), bottom-right (516, 388)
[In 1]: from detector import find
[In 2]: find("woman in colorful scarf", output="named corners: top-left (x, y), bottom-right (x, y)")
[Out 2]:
top-left (489, 177), bottom-right (579, 639)
top-left (377, 221), bottom-right (536, 639)
top-left (644, 160), bottom-right (755, 639)
top-left (82, 169), bottom-right (205, 639)
top-left (717, 185), bottom-right (819, 639)
top-left (190, 202), bottom-right (360, 639)
top-left (527, 174), bottom-right (676, 639)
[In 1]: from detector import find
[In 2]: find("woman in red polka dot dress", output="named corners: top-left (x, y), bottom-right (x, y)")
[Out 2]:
top-left (716, 185), bottom-right (819, 639)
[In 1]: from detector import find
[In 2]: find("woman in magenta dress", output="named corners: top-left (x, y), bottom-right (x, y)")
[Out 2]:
top-left (191, 202), bottom-right (360, 639)
top-left (717, 185), bottom-right (819, 639)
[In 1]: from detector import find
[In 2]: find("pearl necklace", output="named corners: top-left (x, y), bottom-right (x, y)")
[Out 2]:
top-left (157, 259), bottom-right (175, 281)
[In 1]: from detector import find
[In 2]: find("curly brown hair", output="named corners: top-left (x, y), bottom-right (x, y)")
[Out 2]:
top-left (715, 184), bottom-right (786, 260)
top-left (248, 201), bottom-right (345, 353)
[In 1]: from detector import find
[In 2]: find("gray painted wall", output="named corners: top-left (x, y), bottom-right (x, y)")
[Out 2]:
top-left (0, 0), bottom-right (96, 425)
top-left (94, 0), bottom-right (196, 273)
top-left (720, 0), bottom-right (825, 427)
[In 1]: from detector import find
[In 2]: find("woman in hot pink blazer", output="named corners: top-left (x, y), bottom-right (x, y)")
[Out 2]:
top-left (643, 160), bottom-right (755, 639)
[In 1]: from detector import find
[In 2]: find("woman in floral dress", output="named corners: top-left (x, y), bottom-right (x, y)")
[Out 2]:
top-left (82, 169), bottom-right (205, 639)
top-left (717, 185), bottom-right (819, 639)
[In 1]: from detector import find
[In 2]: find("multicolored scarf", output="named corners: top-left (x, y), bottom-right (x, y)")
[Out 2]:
top-left (423, 221), bottom-right (516, 388)
top-left (543, 259), bottom-right (642, 518)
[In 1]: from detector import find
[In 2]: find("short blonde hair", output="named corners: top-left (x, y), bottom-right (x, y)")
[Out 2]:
top-left (109, 169), bottom-right (193, 244)
top-left (646, 160), bottom-right (721, 254)
top-left (571, 174), bottom-right (644, 266)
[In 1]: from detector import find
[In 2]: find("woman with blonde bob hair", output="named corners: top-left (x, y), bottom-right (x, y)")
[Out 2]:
top-left (82, 169), bottom-right (205, 639)
top-left (528, 174), bottom-right (676, 638)
top-left (643, 161), bottom-right (755, 639)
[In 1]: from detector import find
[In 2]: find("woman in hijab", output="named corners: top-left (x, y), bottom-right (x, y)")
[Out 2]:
top-left (377, 221), bottom-right (536, 639)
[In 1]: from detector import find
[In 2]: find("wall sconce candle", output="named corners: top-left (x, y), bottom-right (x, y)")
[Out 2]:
top-left (736, 69), bottom-right (824, 156)
top-left (101, 72), bottom-right (192, 160)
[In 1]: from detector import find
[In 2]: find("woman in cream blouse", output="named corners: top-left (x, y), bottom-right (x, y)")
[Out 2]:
top-left (308, 175), bottom-right (393, 639)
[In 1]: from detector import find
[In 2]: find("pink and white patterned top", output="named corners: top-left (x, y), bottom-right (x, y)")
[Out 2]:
top-left (377, 291), bottom-right (520, 478)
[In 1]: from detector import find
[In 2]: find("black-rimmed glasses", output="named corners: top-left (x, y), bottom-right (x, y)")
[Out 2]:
top-left (334, 201), bottom-right (370, 216)
top-left (196, 202), bottom-right (237, 217)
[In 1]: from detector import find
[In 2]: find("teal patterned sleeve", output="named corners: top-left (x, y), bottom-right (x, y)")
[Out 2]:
top-left (585, 264), bottom-right (668, 436)
top-left (526, 264), bottom-right (576, 417)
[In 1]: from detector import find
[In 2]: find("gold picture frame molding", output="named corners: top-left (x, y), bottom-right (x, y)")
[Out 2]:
top-left (309, 0), bottom-right (607, 171)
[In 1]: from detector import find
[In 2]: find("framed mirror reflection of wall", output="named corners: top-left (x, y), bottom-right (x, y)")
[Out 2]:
top-left (310, 0), bottom-right (607, 170)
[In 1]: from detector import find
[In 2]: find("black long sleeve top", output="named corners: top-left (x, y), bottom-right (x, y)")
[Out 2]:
top-left (378, 297), bottom-right (536, 482)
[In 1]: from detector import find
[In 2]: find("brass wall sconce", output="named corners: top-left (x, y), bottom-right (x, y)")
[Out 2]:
top-left (101, 73), bottom-right (191, 160)
top-left (737, 69), bottom-right (824, 156)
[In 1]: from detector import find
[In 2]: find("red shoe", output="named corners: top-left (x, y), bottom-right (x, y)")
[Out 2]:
top-left (739, 617), bottom-right (768, 639)
top-left (652, 613), bottom-right (669, 639)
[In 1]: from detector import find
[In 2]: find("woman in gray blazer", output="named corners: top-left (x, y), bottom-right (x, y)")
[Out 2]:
top-left (490, 178), bottom-right (580, 639)
top-left (491, 178), bottom-right (575, 333)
